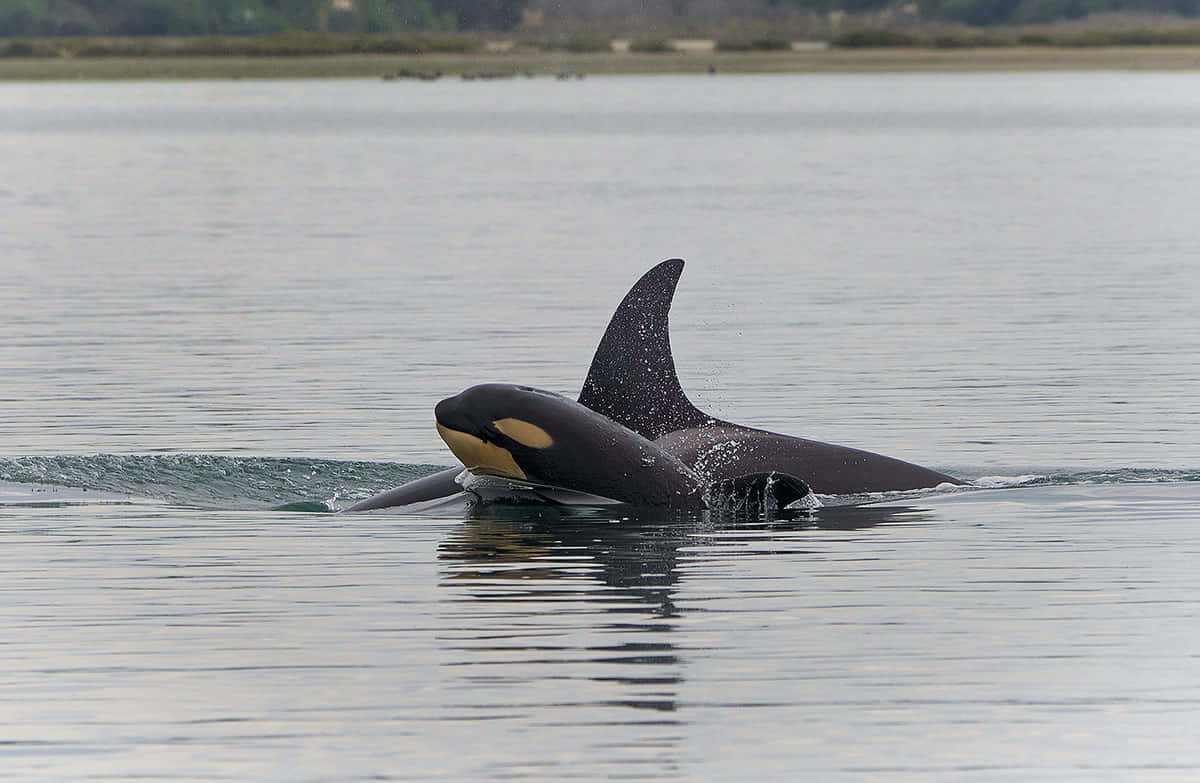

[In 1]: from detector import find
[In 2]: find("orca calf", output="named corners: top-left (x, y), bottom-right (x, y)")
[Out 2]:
top-left (344, 260), bottom-right (962, 512)
top-left (432, 382), bottom-right (811, 511)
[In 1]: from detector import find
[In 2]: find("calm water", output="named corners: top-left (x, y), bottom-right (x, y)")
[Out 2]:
top-left (2, 73), bottom-right (1199, 781)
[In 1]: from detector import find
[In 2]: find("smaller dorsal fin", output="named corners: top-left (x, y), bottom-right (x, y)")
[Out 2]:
top-left (578, 259), bottom-right (712, 440)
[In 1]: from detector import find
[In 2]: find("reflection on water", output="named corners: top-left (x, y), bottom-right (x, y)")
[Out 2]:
top-left (446, 502), bottom-right (930, 579)
top-left (422, 488), bottom-right (1200, 781)
top-left (443, 503), bottom-right (930, 604)
top-left (436, 503), bottom-right (931, 721)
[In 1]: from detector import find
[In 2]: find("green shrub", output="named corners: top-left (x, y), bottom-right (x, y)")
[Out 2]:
top-left (628, 38), bottom-right (674, 53)
top-left (243, 31), bottom-right (342, 56)
top-left (172, 37), bottom-right (239, 56)
top-left (1065, 28), bottom-right (1200, 46)
top-left (715, 37), bottom-right (791, 52)
top-left (1, 39), bottom-right (35, 56)
top-left (1016, 32), bottom-right (1053, 45)
top-left (73, 39), bottom-right (176, 57)
top-left (831, 29), bottom-right (919, 48)
top-left (931, 32), bottom-right (1011, 47)
top-left (539, 35), bottom-right (611, 53)
top-left (358, 34), bottom-right (478, 54)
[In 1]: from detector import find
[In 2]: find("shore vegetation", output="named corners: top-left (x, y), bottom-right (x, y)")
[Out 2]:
top-left (4, 0), bottom-right (1200, 38)
top-left (4, 5), bottom-right (1200, 79)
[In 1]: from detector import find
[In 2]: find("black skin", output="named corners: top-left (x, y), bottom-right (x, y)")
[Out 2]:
top-left (654, 426), bottom-right (962, 496)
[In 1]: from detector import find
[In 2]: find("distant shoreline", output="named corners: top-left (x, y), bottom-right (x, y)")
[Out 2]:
top-left (3, 46), bottom-right (1200, 81)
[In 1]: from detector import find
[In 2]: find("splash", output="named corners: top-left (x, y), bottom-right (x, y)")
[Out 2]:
top-left (690, 438), bottom-right (748, 482)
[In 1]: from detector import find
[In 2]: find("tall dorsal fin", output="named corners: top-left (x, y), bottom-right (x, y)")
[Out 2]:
top-left (578, 259), bottom-right (712, 440)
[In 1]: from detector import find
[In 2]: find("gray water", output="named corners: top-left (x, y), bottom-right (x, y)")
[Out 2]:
top-left (2, 73), bottom-right (1199, 781)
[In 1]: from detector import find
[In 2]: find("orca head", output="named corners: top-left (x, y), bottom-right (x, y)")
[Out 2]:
top-left (434, 384), bottom-right (580, 485)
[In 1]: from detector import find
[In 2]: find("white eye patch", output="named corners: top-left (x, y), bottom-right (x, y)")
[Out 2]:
top-left (492, 418), bottom-right (555, 449)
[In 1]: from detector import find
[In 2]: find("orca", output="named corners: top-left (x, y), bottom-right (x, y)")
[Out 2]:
top-left (344, 259), bottom-right (962, 512)
top-left (579, 259), bottom-right (966, 495)
top-left (433, 383), bottom-right (812, 511)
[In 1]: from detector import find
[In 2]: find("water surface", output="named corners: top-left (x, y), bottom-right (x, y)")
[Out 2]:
top-left (2, 73), bottom-right (1199, 781)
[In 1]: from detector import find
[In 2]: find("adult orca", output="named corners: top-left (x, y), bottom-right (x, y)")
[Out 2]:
top-left (433, 383), bottom-right (812, 511)
top-left (578, 259), bottom-right (965, 495)
top-left (344, 259), bottom-right (962, 512)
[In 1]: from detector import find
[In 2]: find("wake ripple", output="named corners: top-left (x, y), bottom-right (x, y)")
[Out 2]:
top-left (0, 456), bottom-right (1195, 512)
top-left (0, 455), bottom-right (447, 511)
top-left (972, 468), bottom-right (1200, 488)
